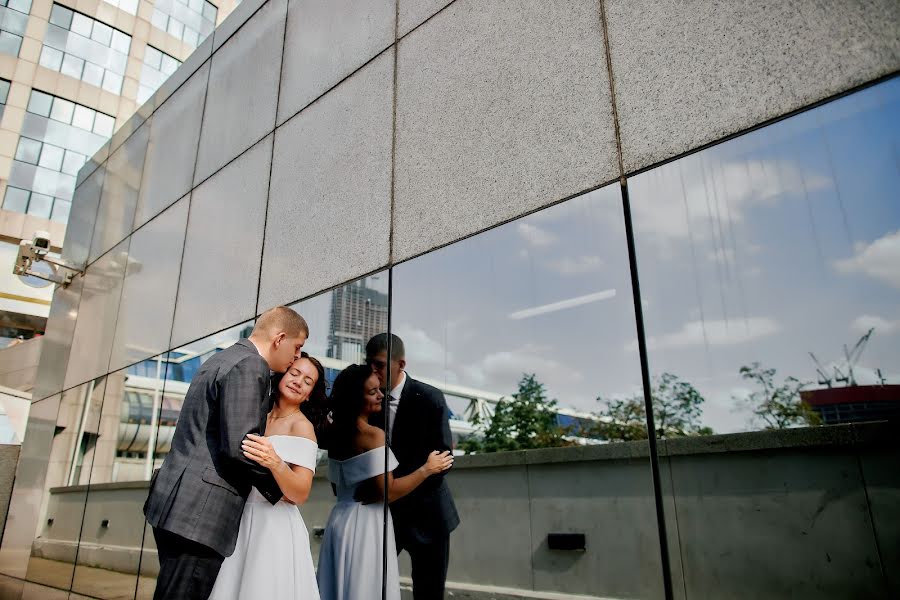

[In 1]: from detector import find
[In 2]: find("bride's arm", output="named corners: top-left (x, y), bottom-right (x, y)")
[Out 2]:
top-left (361, 430), bottom-right (453, 503)
top-left (242, 429), bottom-right (316, 505)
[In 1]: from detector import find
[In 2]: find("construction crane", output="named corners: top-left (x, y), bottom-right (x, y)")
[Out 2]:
top-left (809, 327), bottom-right (879, 388)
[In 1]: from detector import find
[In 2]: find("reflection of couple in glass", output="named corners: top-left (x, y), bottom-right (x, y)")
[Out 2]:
top-left (143, 307), bottom-right (459, 600)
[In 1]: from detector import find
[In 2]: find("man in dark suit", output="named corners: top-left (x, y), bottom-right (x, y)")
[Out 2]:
top-left (366, 333), bottom-right (460, 600)
top-left (143, 306), bottom-right (309, 599)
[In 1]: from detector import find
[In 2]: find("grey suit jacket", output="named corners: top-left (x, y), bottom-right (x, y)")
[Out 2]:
top-left (143, 339), bottom-right (281, 557)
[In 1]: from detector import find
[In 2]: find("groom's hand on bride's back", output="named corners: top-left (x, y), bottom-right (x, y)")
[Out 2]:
top-left (354, 479), bottom-right (383, 505)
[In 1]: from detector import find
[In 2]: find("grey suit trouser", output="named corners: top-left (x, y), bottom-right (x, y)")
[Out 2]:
top-left (152, 527), bottom-right (224, 600)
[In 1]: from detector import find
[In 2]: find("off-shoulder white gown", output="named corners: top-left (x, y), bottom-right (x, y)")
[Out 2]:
top-left (209, 435), bottom-right (320, 600)
top-left (316, 447), bottom-right (400, 600)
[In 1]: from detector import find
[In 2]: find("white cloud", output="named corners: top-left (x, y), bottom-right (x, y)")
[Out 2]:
top-left (542, 255), bottom-right (603, 275)
top-left (462, 344), bottom-right (584, 391)
top-left (851, 314), bottom-right (900, 336)
top-left (626, 316), bottom-right (780, 351)
top-left (509, 289), bottom-right (616, 320)
top-left (517, 223), bottom-right (556, 247)
top-left (834, 230), bottom-right (900, 289)
top-left (632, 158), bottom-right (831, 246)
top-left (393, 324), bottom-right (452, 366)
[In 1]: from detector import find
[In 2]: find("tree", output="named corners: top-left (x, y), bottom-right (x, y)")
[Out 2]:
top-left (458, 374), bottom-right (571, 454)
top-left (592, 372), bottom-right (713, 441)
top-left (737, 362), bottom-right (821, 429)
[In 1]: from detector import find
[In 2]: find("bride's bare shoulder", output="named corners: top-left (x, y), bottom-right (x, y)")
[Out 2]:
top-left (288, 415), bottom-right (316, 442)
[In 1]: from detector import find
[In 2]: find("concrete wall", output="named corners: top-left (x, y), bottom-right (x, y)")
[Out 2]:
top-left (31, 423), bottom-right (900, 599)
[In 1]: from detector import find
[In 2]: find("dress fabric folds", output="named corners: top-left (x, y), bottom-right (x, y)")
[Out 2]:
top-left (316, 447), bottom-right (400, 600)
top-left (209, 435), bottom-right (320, 600)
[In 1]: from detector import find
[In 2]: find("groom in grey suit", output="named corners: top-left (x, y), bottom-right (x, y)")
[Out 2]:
top-left (143, 306), bottom-right (309, 600)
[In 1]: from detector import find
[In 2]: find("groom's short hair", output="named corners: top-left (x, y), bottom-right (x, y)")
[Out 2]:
top-left (365, 333), bottom-right (405, 360)
top-left (253, 306), bottom-right (309, 338)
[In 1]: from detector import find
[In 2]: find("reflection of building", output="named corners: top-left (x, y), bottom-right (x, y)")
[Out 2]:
top-left (801, 385), bottom-right (900, 426)
top-left (0, 0), bottom-right (241, 344)
top-left (327, 276), bottom-right (387, 362)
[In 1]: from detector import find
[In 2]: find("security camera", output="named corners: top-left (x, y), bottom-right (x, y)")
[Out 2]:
top-left (15, 240), bottom-right (37, 268)
top-left (31, 230), bottom-right (52, 256)
top-left (12, 232), bottom-right (85, 287)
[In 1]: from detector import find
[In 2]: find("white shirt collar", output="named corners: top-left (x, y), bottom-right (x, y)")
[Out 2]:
top-left (389, 371), bottom-right (407, 403)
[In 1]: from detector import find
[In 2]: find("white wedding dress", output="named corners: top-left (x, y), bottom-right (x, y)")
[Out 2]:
top-left (317, 447), bottom-right (400, 600)
top-left (210, 435), bottom-right (320, 600)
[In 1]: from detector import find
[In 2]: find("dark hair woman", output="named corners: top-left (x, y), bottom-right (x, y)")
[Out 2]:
top-left (316, 363), bottom-right (453, 600)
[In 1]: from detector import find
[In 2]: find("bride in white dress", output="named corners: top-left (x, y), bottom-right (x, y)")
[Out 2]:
top-left (209, 352), bottom-right (330, 600)
top-left (317, 364), bottom-right (453, 600)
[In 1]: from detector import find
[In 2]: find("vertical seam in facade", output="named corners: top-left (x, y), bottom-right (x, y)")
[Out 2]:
top-left (57, 165), bottom-right (106, 396)
top-left (164, 57), bottom-right (213, 351)
top-left (68, 382), bottom-right (98, 592)
top-left (127, 120), bottom-right (152, 234)
top-left (254, 0), bottom-right (290, 316)
top-left (855, 446), bottom-right (889, 594)
top-left (665, 446), bottom-right (689, 599)
top-left (525, 461), bottom-right (536, 591)
top-left (388, 0), bottom-right (400, 265)
top-left (598, 0), bottom-right (625, 181)
top-left (101, 235), bottom-right (132, 377)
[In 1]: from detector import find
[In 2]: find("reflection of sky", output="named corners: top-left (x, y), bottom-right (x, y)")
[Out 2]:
top-left (390, 78), bottom-right (900, 434)
top-left (392, 184), bottom-right (644, 413)
top-left (632, 78), bottom-right (900, 432)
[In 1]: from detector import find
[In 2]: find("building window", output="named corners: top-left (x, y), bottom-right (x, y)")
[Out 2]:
top-left (151, 0), bottom-right (216, 49)
top-left (100, 0), bottom-right (138, 16)
top-left (26, 89), bottom-right (115, 137)
top-left (42, 4), bottom-right (132, 93)
top-left (0, 0), bottom-right (31, 57)
top-left (138, 45), bottom-right (181, 104)
top-left (2, 185), bottom-right (70, 221)
top-left (3, 89), bottom-right (114, 223)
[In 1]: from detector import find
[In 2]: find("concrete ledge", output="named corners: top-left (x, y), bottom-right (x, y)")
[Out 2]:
top-left (457, 422), bottom-right (890, 468)
top-left (400, 578), bottom-right (613, 600)
top-left (49, 480), bottom-right (150, 495)
top-left (48, 422), bottom-right (896, 491)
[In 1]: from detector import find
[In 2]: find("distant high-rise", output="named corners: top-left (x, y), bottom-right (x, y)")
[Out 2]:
top-left (327, 275), bottom-right (388, 362)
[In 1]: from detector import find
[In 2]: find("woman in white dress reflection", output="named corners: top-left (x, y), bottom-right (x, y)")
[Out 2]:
top-left (316, 364), bottom-right (454, 600)
top-left (209, 352), bottom-right (329, 600)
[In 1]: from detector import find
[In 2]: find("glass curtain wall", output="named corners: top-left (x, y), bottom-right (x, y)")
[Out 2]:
top-left (0, 77), bottom-right (897, 599)
top-left (387, 184), bottom-right (662, 597)
top-left (629, 79), bottom-right (900, 598)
